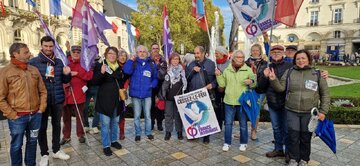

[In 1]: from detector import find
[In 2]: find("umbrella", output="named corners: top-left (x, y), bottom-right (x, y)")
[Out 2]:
top-left (315, 118), bottom-right (336, 154)
top-left (238, 88), bottom-right (260, 128)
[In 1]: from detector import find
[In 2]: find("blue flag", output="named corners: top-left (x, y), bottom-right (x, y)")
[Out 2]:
top-left (125, 16), bottom-right (136, 54)
top-left (26, 0), bottom-right (36, 7)
top-left (50, 0), bottom-right (61, 16)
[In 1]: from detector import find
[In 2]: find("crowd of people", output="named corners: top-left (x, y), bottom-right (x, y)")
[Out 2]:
top-left (0, 35), bottom-right (330, 166)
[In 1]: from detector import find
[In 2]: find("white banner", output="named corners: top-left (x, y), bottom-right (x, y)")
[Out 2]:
top-left (175, 88), bottom-right (220, 139)
top-left (228, 0), bottom-right (279, 39)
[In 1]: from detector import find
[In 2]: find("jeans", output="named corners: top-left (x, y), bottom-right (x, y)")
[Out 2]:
top-left (224, 104), bottom-right (248, 145)
top-left (132, 97), bottom-right (152, 136)
top-left (8, 112), bottom-right (42, 166)
top-left (38, 104), bottom-right (62, 156)
top-left (99, 111), bottom-right (119, 148)
top-left (268, 107), bottom-right (288, 151)
top-left (83, 86), bottom-right (99, 128)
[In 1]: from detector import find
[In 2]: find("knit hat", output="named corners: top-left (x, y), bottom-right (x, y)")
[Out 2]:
top-left (215, 46), bottom-right (228, 56)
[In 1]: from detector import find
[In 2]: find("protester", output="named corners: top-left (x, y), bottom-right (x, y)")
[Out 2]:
top-left (150, 43), bottom-right (167, 131)
top-left (215, 50), bottom-right (255, 152)
top-left (29, 36), bottom-right (71, 165)
top-left (284, 45), bottom-right (297, 63)
top-left (214, 46), bottom-right (230, 130)
top-left (118, 49), bottom-right (130, 140)
top-left (0, 43), bottom-right (47, 166)
top-left (245, 43), bottom-right (268, 140)
top-left (60, 46), bottom-right (93, 145)
top-left (185, 46), bottom-right (216, 144)
top-left (257, 45), bottom-right (293, 159)
top-left (160, 52), bottom-right (187, 140)
top-left (123, 45), bottom-right (158, 142)
top-left (92, 47), bottom-right (125, 156)
top-left (267, 50), bottom-right (330, 166)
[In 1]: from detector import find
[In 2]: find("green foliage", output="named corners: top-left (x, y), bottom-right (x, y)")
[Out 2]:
top-left (316, 66), bottom-right (360, 80)
top-left (330, 83), bottom-right (360, 97)
top-left (131, 0), bottom-right (225, 52)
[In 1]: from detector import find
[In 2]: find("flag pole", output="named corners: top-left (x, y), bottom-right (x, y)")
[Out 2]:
top-left (267, 0), bottom-right (277, 67)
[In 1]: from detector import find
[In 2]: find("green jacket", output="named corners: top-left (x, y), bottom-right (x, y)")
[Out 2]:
top-left (216, 64), bottom-right (256, 106)
top-left (270, 66), bottom-right (330, 114)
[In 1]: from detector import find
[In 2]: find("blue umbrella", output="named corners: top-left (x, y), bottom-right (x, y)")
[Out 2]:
top-left (315, 118), bottom-right (336, 154)
top-left (238, 88), bottom-right (260, 128)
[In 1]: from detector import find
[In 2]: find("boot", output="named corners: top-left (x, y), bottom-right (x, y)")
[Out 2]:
top-left (164, 132), bottom-right (171, 140)
top-left (251, 118), bottom-right (259, 140)
top-left (119, 118), bottom-right (125, 140)
top-left (177, 131), bottom-right (183, 140)
top-left (157, 121), bottom-right (163, 131)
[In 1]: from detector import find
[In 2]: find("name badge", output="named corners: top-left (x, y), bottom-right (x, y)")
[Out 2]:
top-left (143, 70), bottom-right (151, 77)
top-left (45, 66), bottom-right (55, 77)
top-left (105, 65), bottom-right (113, 74)
top-left (82, 86), bottom-right (88, 93)
top-left (305, 80), bottom-right (318, 91)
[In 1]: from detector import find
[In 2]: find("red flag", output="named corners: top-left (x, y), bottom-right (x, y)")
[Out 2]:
top-left (112, 21), bottom-right (118, 33)
top-left (0, 0), bottom-right (5, 16)
top-left (135, 28), bottom-right (140, 40)
top-left (191, 0), bottom-right (207, 32)
top-left (71, 0), bottom-right (84, 28)
top-left (275, 0), bottom-right (304, 27)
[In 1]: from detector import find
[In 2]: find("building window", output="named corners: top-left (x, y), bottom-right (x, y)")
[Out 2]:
top-left (14, 29), bottom-right (22, 42)
top-left (288, 34), bottom-right (298, 43)
top-left (310, 0), bottom-right (319, 3)
top-left (310, 11), bottom-right (319, 26)
top-left (334, 31), bottom-right (341, 38)
top-left (334, 8), bottom-right (342, 23)
top-left (9, 0), bottom-right (18, 8)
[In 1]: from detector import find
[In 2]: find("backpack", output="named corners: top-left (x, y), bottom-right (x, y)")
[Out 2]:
top-left (285, 68), bottom-right (320, 100)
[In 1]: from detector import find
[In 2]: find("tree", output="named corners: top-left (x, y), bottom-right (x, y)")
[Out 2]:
top-left (131, 0), bottom-right (225, 53)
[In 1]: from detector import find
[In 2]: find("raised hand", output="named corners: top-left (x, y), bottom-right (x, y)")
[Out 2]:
top-left (101, 64), bottom-right (107, 74)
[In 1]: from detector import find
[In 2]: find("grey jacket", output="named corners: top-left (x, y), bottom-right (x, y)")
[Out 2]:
top-left (270, 66), bottom-right (330, 114)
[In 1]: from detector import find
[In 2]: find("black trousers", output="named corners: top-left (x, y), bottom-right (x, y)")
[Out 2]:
top-left (38, 104), bottom-right (63, 156)
top-left (214, 91), bottom-right (225, 130)
top-left (287, 110), bottom-right (312, 162)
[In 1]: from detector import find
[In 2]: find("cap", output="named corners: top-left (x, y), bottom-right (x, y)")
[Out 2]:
top-left (286, 45), bottom-right (297, 51)
top-left (71, 45), bottom-right (81, 51)
top-left (270, 45), bottom-right (285, 51)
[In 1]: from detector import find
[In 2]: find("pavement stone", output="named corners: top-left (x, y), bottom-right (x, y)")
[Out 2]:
top-left (1, 119), bottom-right (360, 165)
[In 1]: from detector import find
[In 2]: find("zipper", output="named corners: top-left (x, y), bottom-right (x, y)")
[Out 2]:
top-left (25, 71), bottom-right (31, 111)
top-left (298, 71), bottom-right (303, 111)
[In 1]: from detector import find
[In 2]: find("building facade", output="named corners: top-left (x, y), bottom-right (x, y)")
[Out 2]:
top-left (236, 0), bottom-right (360, 59)
top-left (0, 0), bottom-right (134, 64)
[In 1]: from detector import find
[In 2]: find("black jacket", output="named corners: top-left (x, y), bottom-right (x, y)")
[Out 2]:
top-left (92, 62), bottom-right (128, 117)
top-left (245, 58), bottom-right (268, 93)
top-left (257, 60), bottom-right (293, 110)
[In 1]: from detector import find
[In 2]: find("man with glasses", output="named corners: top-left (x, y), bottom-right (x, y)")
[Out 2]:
top-left (150, 43), bottom-right (167, 131)
top-left (284, 45), bottom-right (297, 63)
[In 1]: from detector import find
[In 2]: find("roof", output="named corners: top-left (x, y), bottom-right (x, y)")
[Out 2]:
top-left (103, 0), bottom-right (136, 19)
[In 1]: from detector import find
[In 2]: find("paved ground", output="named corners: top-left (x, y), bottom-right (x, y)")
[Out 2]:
top-left (1, 118), bottom-right (360, 166)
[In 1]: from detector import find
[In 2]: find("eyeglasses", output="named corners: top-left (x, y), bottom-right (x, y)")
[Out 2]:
top-left (271, 51), bottom-right (283, 54)
top-left (72, 51), bottom-right (81, 54)
top-left (152, 47), bottom-right (159, 50)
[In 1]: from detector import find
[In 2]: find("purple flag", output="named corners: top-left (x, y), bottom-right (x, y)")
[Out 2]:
top-left (80, 1), bottom-right (99, 71)
top-left (90, 6), bottom-right (112, 46)
top-left (35, 11), bottom-right (69, 66)
top-left (162, 5), bottom-right (173, 62)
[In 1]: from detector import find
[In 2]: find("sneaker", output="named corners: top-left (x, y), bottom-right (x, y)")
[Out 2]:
top-left (53, 150), bottom-right (70, 160)
top-left (222, 144), bottom-right (230, 152)
top-left (177, 131), bottom-right (183, 140)
top-left (59, 138), bottom-right (71, 145)
top-left (147, 135), bottom-right (154, 140)
top-left (135, 136), bottom-right (141, 142)
top-left (265, 150), bottom-right (285, 158)
top-left (308, 107), bottom-right (319, 132)
top-left (299, 160), bottom-right (308, 166)
top-left (288, 159), bottom-right (298, 166)
top-left (111, 142), bottom-right (122, 149)
top-left (239, 144), bottom-right (247, 152)
top-left (90, 127), bottom-right (99, 134)
top-left (79, 137), bottom-right (86, 143)
top-left (203, 136), bottom-right (210, 144)
top-left (164, 132), bottom-right (171, 141)
top-left (39, 155), bottom-right (49, 166)
top-left (103, 147), bottom-right (113, 156)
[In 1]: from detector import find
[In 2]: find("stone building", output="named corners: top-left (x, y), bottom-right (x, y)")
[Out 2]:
top-left (0, 0), bottom-right (135, 64)
top-left (235, 0), bottom-right (360, 59)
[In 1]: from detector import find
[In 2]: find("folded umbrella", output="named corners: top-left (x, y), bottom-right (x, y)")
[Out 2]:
top-left (239, 88), bottom-right (260, 128)
top-left (315, 118), bottom-right (336, 154)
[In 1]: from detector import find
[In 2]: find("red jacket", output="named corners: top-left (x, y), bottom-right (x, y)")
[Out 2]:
top-left (64, 58), bottom-right (93, 104)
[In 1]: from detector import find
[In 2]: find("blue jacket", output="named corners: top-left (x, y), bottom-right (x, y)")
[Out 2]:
top-left (123, 57), bottom-right (158, 99)
top-left (29, 53), bottom-right (71, 105)
top-left (185, 58), bottom-right (217, 91)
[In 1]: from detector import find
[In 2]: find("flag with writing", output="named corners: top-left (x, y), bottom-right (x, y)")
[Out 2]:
top-left (275, 0), bottom-right (304, 27)
top-left (192, 0), bottom-right (207, 32)
top-left (35, 11), bottom-right (69, 66)
top-left (162, 5), bottom-right (173, 62)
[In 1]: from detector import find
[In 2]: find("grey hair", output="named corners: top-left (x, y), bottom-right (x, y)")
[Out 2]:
top-left (9, 43), bottom-right (28, 58)
top-left (119, 49), bottom-right (129, 59)
top-left (231, 50), bottom-right (245, 61)
top-left (195, 46), bottom-right (205, 53)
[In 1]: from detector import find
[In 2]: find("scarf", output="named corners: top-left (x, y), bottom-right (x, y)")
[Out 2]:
top-left (216, 55), bottom-right (228, 64)
top-left (168, 64), bottom-right (186, 87)
top-left (39, 51), bottom-right (55, 66)
top-left (11, 58), bottom-right (27, 70)
top-left (106, 59), bottom-right (119, 71)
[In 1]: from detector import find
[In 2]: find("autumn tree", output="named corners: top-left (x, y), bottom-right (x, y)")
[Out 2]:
top-left (131, 0), bottom-right (225, 53)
